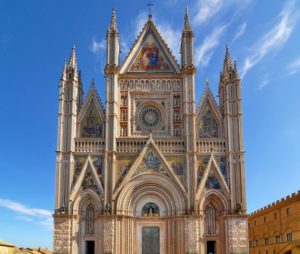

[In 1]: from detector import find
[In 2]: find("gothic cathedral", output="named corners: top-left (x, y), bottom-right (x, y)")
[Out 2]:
top-left (54, 8), bottom-right (248, 254)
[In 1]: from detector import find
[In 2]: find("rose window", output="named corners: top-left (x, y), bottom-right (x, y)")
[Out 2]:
top-left (138, 106), bottom-right (162, 130)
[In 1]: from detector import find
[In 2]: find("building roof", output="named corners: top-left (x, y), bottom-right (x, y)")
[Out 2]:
top-left (0, 240), bottom-right (15, 247)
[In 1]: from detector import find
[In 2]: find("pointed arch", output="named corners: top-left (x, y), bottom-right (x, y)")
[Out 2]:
top-left (198, 189), bottom-right (229, 214)
top-left (72, 188), bottom-right (103, 216)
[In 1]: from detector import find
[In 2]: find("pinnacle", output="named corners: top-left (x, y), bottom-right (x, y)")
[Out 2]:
top-left (68, 45), bottom-right (78, 71)
top-left (184, 6), bottom-right (192, 32)
top-left (110, 8), bottom-right (118, 32)
top-left (223, 45), bottom-right (232, 73)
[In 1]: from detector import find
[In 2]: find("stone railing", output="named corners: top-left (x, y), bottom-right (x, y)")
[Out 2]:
top-left (196, 139), bottom-right (226, 153)
top-left (74, 137), bottom-right (226, 154)
top-left (74, 138), bottom-right (105, 153)
top-left (116, 138), bottom-right (185, 153)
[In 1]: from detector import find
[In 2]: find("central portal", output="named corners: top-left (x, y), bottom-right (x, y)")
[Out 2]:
top-left (207, 241), bottom-right (216, 254)
top-left (142, 227), bottom-right (160, 254)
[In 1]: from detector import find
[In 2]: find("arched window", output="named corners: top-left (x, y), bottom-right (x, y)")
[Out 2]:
top-left (85, 204), bottom-right (95, 234)
top-left (205, 204), bottom-right (216, 235)
top-left (142, 202), bottom-right (160, 216)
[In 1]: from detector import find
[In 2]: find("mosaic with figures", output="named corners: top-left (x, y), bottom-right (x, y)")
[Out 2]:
top-left (135, 151), bottom-right (168, 176)
top-left (130, 32), bottom-right (171, 72)
top-left (73, 156), bottom-right (104, 187)
top-left (198, 108), bottom-right (218, 138)
top-left (81, 102), bottom-right (103, 138)
top-left (197, 156), bottom-right (228, 189)
top-left (167, 156), bottom-right (184, 183)
top-left (116, 156), bottom-right (134, 187)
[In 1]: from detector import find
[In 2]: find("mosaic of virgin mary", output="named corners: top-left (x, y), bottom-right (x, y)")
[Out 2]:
top-left (130, 36), bottom-right (171, 72)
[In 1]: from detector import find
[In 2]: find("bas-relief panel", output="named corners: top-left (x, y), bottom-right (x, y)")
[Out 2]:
top-left (166, 156), bottom-right (184, 183)
top-left (130, 33), bottom-right (171, 72)
top-left (81, 101), bottom-right (103, 138)
top-left (228, 219), bottom-right (249, 254)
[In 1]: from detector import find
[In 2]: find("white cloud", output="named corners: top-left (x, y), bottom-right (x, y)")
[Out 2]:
top-left (287, 57), bottom-right (300, 75)
top-left (256, 79), bottom-right (269, 91)
top-left (193, 0), bottom-right (223, 27)
top-left (193, 0), bottom-right (252, 27)
top-left (195, 25), bottom-right (227, 67)
top-left (241, 1), bottom-right (298, 78)
top-left (0, 198), bottom-right (53, 230)
top-left (233, 22), bottom-right (247, 42)
top-left (90, 38), bottom-right (106, 54)
top-left (156, 23), bottom-right (181, 61)
top-left (135, 12), bottom-right (148, 37)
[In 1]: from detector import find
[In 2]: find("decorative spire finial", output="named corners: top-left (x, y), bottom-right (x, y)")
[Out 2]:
top-left (205, 79), bottom-right (209, 88)
top-left (110, 8), bottom-right (118, 32)
top-left (68, 45), bottom-right (78, 71)
top-left (147, 1), bottom-right (154, 19)
top-left (184, 6), bottom-right (192, 31)
top-left (223, 45), bottom-right (232, 73)
top-left (91, 79), bottom-right (95, 89)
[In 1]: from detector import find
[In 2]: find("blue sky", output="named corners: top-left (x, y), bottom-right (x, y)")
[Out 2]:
top-left (0, 0), bottom-right (300, 249)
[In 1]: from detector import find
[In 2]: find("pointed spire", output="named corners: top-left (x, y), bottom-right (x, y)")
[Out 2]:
top-left (223, 45), bottom-right (232, 73)
top-left (90, 79), bottom-right (96, 90)
top-left (184, 7), bottom-right (192, 32)
top-left (109, 8), bottom-right (118, 32)
top-left (68, 45), bottom-right (78, 71)
top-left (205, 79), bottom-right (210, 88)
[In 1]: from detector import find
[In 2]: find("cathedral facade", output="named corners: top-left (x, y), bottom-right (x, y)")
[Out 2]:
top-left (53, 8), bottom-right (248, 254)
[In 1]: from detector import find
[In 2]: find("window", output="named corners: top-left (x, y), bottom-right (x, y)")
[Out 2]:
top-left (256, 240), bottom-right (259, 247)
top-left (274, 212), bottom-right (277, 219)
top-left (85, 204), bottom-right (95, 234)
top-left (120, 126), bottom-right (128, 136)
top-left (264, 216), bottom-right (266, 223)
top-left (142, 202), bottom-right (160, 216)
top-left (265, 238), bottom-right (269, 245)
top-left (286, 232), bottom-right (292, 242)
top-left (254, 220), bottom-right (256, 226)
top-left (275, 235), bottom-right (281, 244)
top-left (287, 207), bottom-right (290, 215)
top-left (205, 204), bottom-right (217, 236)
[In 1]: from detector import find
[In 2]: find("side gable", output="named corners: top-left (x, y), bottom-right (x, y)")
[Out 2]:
top-left (77, 82), bottom-right (105, 138)
top-left (113, 136), bottom-right (187, 199)
top-left (70, 155), bottom-right (104, 201)
top-left (120, 18), bottom-right (180, 74)
top-left (196, 84), bottom-right (222, 138)
top-left (196, 153), bottom-right (230, 200)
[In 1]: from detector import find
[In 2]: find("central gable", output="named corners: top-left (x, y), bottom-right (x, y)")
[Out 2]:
top-left (120, 19), bottom-right (180, 74)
